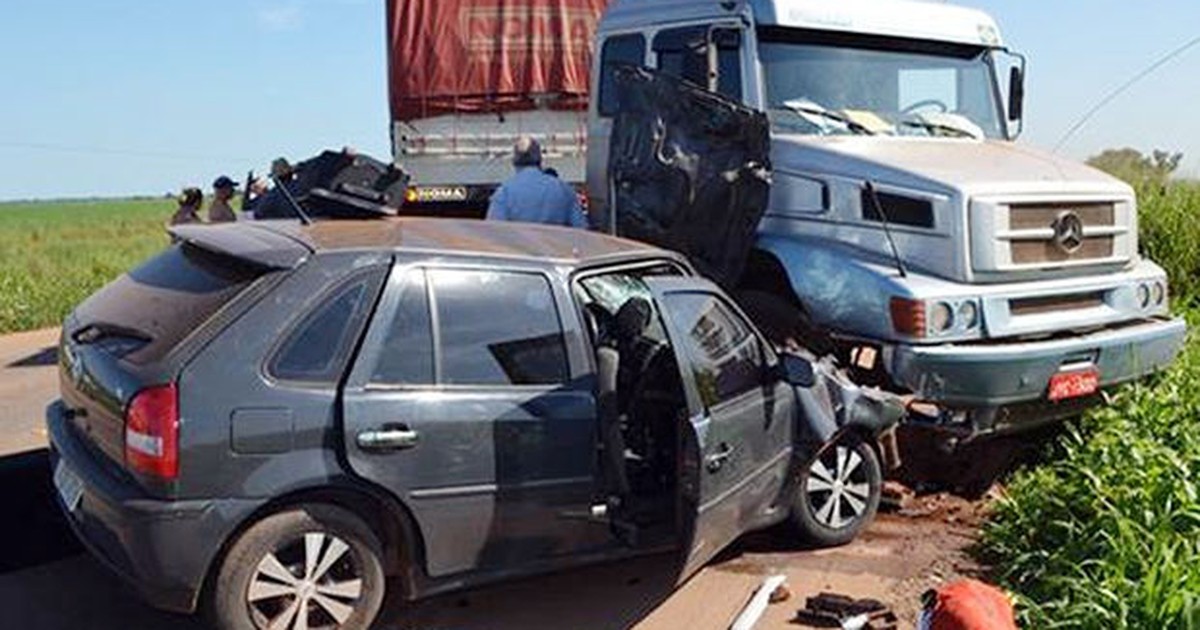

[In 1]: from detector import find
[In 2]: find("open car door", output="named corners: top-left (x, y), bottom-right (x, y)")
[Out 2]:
top-left (644, 277), bottom-right (795, 579)
top-left (607, 66), bottom-right (772, 290)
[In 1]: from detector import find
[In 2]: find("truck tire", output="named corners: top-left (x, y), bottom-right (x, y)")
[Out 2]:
top-left (207, 504), bottom-right (386, 630)
top-left (735, 290), bottom-right (833, 355)
top-left (789, 435), bottom-right (882, 547)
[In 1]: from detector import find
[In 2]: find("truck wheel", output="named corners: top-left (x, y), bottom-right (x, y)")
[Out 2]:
top-left (208, 504), bottom-right (386, 630)
top-left (735, 290), bottom-right (833, 355)
top-left (789, 435), bottom-right (882, 547)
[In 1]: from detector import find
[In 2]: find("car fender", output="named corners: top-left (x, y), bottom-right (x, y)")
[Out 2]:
top-left (793, 353), bottom-right (905, 447)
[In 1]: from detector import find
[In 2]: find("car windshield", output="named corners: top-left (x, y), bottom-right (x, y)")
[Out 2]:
top-left (758, 29), bottom-right (1005, 140)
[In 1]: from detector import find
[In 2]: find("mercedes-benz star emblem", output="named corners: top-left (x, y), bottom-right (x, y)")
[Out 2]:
top-left (1052, 211), bottom-right (1085, 255)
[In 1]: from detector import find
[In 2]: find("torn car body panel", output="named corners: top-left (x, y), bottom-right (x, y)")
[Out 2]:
top-left (606, 66), bottom-right (773, 289)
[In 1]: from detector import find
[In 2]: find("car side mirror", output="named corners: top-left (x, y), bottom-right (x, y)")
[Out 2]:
top-left (1008, 66), bottom-right (1025, 122)
top-left (774, 352), bottom-right (815, 388)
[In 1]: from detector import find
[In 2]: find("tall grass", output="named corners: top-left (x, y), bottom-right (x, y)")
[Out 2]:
top-left (981, 181), bottom-right (1200, 628)
top-left (1138, 182), bottom-right (1200, 303)
top-left (0, 199), bottom-right (170, 334)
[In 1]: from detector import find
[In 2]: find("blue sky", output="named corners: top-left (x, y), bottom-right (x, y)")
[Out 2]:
top-left (0, 0), bottom-right (1197, 200)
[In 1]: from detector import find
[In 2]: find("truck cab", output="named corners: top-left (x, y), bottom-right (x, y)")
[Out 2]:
top-left (586, 0), bottom-right (1186, 437)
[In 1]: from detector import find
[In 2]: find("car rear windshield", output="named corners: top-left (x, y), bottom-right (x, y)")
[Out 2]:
top-left (70, 242), bottom-right (268, 365)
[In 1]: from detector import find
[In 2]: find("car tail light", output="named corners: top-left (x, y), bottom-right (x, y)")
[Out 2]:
top-left (125, 383), bottom-right (179, 480)
top-left (890, 297), bottom-right (926, 338)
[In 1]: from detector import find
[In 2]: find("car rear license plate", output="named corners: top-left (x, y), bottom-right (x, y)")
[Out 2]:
top-left (53, 460), bottom-right (85, 512)
top-left (1048, 368), bottom-right (1100, 401)
top-left (415, 186), bottom-right (468, 202)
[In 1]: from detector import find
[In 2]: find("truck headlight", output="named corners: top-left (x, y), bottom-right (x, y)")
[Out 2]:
top-left (890, 297), bottom-right (982, 338)
top-left (1137, 283), bottom-right (1151, 309)
top-left (958, 301), bottom-right (980, 329)
top-left (930, 302), bottom-right (954, 333)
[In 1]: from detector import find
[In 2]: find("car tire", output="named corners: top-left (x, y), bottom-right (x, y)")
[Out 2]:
top-left (207, 504), bottom-right (386, 630)
top-left (789, 435), bottom-right (882, 547)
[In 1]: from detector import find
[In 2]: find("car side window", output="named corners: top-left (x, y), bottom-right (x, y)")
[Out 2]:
top-left (653, 26), bottom-right (742, 100)
top-left (431, 269), bottom-right (568, 386)
top-left (269, 268), bottom-right (385, 383)
top-left (599, 33), bottom-right (647, 117)
top-left (371, 269), bottom-right (435, 385)
top-left (663, 293), bottom-right (762, 408)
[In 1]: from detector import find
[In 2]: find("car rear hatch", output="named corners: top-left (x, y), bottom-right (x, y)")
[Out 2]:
top-left (58, 223), bottom-right (309, 476)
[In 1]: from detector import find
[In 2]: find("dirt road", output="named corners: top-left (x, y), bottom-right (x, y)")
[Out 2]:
top-left (0, 328), bottom-right (983, 629)
top-left (0, 327), bottom-right (59, 454)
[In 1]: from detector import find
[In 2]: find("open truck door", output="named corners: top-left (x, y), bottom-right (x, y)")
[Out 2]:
top-left (643, 276), bottom-right (795, 578)
top-left (606, 66), bottom-right (772, 289)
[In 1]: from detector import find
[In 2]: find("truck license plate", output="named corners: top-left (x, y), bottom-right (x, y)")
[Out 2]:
top-left (1048, 368), bottom-right (1100, 401)
top-left (53, 460), bottom-right (85, 512)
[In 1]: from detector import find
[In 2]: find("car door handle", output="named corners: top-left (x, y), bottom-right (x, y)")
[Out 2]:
top-left (705, 443), bottom-right (735, 473)
top-left (356, 427), bottom-right (419, 451)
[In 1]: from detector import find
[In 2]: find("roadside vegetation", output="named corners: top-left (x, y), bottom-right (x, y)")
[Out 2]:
top-left (981, 180), bottom-right (1200, 628)
top-left (0, 198), bottom-right (169, 334)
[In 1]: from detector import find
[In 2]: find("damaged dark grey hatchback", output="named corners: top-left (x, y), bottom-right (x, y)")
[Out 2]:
top-left (47, 218), bottom-right (902, 630)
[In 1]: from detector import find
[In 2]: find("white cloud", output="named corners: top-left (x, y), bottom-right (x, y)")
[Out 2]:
top-left (257, 4), bottom-right (303, 32)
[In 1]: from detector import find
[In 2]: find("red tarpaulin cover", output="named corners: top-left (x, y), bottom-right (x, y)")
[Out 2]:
top-left (388, 0), bottom-right (609, 121)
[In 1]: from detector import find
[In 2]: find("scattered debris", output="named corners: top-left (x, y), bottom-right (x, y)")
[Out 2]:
top-left (769, 582), bottom-right (792, 605)
top-left (730, 574), bottom-right (788, 630)
top-left (880, 480), bottom-right (914, 511)
top-left (794, 592), bottom-right (898, 629)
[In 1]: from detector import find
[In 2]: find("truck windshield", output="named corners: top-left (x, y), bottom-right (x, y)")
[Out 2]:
top-left (758, 29), bottom-right (1005, 140)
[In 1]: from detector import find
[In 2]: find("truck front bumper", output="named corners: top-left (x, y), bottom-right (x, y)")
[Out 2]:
top-left (890, 316), bottom-right (1186, 408)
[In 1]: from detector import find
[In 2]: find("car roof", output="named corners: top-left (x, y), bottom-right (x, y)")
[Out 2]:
top-left (173, 218), bottom-right (673, 268)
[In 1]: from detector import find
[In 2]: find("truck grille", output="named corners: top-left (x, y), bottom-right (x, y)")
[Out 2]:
top-left (970, 198), bottom-right (1134, 277)
top-left (1009, 203), bottom-right (1116, 265)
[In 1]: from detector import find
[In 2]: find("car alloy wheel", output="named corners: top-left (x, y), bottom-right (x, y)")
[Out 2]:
top-left (789, 435), bottom-right (882, 547)
top-left (805, 444), bottom-right (872, 530)
top-left (247, 532), bottom-right (365, 630)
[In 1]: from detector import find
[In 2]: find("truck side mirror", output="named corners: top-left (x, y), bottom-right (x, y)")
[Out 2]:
top-left (1008, 66), bottom-right (1025, 122)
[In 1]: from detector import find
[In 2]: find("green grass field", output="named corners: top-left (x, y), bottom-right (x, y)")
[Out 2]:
top-left (0, 198), bottom-right (171, 334)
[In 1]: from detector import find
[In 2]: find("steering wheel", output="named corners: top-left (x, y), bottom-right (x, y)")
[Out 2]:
top-left (901, 99), bottom-right (950, 115)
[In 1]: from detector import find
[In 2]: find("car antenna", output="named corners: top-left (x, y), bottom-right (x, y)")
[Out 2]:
top-left (272, 174), bottom-right (313, 225)
top-left (864, 181), bottom-right (908, 278)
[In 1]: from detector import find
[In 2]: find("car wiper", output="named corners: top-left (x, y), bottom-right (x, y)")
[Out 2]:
top-left (73, 322), bottom-right (151, 345)
top-left (898, 119), bottom-right (978, 139)
top-left (72, 322), bottom-right (153, 358)
top-left (780, 100), bottom-right (875, 136)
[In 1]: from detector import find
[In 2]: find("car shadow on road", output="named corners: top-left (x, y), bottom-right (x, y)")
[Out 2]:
top-left (0, 448), bottom-right (80, 573)
top-left (0, 447), bottom-right (685, 629)
top-left (6, 346), bottom-right (57, 369)
top-left (0, 447), bottom-right (202, 629)
top-left (383, 551), bottom-right (683, 630)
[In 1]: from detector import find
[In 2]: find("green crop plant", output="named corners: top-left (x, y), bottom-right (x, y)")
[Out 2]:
top-left (0, 199), bottom-right (170, 334)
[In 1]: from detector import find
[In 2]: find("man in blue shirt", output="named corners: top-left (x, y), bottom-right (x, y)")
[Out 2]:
top-left (487, 137), bottom-right (587, 228)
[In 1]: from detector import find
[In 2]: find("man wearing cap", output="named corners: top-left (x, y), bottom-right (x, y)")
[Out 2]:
top-left (486, 136), bottom-right (586, 228)
top-left (208, 175), bottom-right (239, 223)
